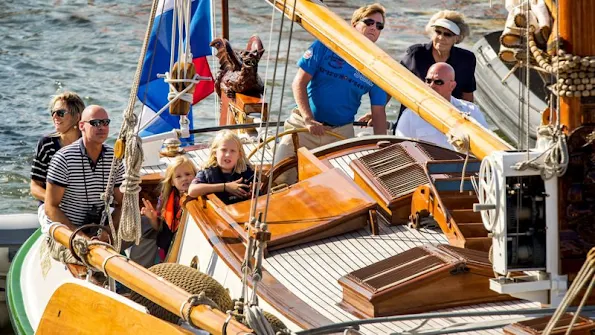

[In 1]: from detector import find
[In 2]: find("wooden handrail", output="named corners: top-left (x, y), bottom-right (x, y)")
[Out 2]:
top-left (50, 225), bottom-right (253, 335)
top-left (266, 0), bottom-right (514, 159)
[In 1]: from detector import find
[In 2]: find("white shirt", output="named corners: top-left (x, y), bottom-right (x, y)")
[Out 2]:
top-left (395, 96), bottom-right (489, 150)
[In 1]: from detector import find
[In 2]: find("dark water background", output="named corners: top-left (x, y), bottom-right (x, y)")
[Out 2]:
top-left (0, 0), bottom-right (507, 215)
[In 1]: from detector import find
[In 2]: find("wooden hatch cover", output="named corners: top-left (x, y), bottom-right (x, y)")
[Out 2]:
top-left (503, 313), bottom-right (595, 335)
top-left (224, 168), bottom-right (377, 251)
top-left (350, 141), bottom-right (465, 224)
top-left (338, 244), bottom-right (515, 317)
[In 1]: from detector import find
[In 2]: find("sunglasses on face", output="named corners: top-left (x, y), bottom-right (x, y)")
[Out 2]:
top-left (50, 109), bottom-right (69, 118)
top-left (434, 28), bottom-right (454, 38)
top-left (361, 18), bottom-right (384, 31)
top-left (425, 78), bottom-right (445, 86)
top-left (83, 119), bottom-right (111, 127)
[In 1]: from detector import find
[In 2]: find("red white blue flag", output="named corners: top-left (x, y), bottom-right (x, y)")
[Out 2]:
top-left (137, 0), bottom-right (214, 139)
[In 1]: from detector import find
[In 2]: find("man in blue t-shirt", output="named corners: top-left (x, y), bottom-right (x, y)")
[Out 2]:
top-left (275, 4), bottom-right (388, 184)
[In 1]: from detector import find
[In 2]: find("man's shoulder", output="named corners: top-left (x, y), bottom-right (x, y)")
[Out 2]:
top-left (451, 96), bottom-right (479, 111)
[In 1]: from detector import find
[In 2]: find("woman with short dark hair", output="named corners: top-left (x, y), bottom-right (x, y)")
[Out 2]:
top-left (401, 10), bottom-right (475, 103)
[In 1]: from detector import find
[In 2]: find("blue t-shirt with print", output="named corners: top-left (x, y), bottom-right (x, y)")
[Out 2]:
top-left (298, 40), bottom-right (386, 126)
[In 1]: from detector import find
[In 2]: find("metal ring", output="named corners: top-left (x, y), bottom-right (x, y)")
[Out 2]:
top-left (222, 312), bottom-right (232, 335)
top-left (68, 224), bottom-right (113, 263)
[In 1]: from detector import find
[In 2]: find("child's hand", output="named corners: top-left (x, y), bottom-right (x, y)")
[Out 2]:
top-left (141, 198), bottom-right (159, 228)
top-left (226, 177), bottom-right (250, 198)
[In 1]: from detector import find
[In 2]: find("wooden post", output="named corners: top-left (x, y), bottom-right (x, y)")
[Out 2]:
top-left (557, 0), bottom-right (595, 132)
top-left (221, 0), bottom-right (229, 40)
top-left (557, 0), bottom-right (595, 278)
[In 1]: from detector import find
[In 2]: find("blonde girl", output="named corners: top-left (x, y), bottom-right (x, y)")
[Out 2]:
top-left (141, 156), bottom-right (197, 255)
top-left (188, 130), bottom-right (255, 205)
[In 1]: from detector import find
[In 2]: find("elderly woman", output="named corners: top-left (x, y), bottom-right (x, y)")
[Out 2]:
top-left (401, 10), bottom-right (475, 102)
top-left (31, 91), bottom-right (84, 232)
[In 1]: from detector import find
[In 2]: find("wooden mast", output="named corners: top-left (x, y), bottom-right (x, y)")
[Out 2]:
top-left (557, 0), bottom-right (595, 131)
top-left (556, 0), bottom-right (595, 275)
top-left (266, 0), bottom-right (513, 160)
top-left (221, 0), bottom-right (229, 40)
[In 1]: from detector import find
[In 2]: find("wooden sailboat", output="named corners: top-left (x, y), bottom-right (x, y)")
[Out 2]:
top-left (7, 0), bottom-right (595, 334)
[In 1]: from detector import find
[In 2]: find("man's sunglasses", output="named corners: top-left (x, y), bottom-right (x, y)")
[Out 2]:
top-left (361, 18), bottom-right (384, 31)
top-left (50, 109), bottom-right (69, 117)
top-left (434, 28), bottom-right (455, 38)
top-left (425, 78), bottom-right (445, 86)
top-left (83, 119), bottom-right (111, 127)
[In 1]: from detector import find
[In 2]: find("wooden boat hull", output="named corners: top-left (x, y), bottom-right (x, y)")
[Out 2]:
top-left (6, 230), bottom-right (153, 334)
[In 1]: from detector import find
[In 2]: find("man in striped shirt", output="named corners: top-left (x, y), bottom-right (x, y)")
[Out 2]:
top-left (45, 105), bottom-right (124, 232)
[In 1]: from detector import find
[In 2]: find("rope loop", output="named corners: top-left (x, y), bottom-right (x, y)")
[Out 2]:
top-left (180, 291), bottom-right (219, 328)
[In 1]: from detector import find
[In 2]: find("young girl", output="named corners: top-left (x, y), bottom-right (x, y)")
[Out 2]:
top-left (188, 130), bottom-right (255, 205)
top-left (141, 155), bottom-right (197, 257)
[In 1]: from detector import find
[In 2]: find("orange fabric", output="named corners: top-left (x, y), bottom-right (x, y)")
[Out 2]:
top-left (163, 192), bottom-right (178, 232)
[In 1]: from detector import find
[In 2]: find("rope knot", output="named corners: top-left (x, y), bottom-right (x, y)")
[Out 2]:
top-left (181, 292), bottom-right (219, 328)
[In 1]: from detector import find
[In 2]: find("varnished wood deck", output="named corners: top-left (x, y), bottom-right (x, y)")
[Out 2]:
top-left (145, 139), bottom-right (540, 334)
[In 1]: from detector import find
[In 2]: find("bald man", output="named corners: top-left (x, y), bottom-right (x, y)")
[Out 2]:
top-left (394, 62), bottom-right (488, 150)
top-left (45, 106), bottom-right (158, 269)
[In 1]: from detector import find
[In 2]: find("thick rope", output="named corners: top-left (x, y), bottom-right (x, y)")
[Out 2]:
top-left (180, 292), bottom-right (219, 329)
top-left (446, 123), bottom-right (471, 193)
top-left (511, 124), bottom-right (568, 179)
top-left (40, 223), bottom-right (83, 277)
top-left (118, 131), bottom-right (144, 246)
top-left (542, 248), bottom-right (595, 335)
top-left (102, 0), bottom-right (160, 250)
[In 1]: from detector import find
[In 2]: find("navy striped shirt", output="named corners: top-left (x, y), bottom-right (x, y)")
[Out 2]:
top-left (46, 138), bottom-right (125, 226)
top-left (31, 134), bottom-right (61, 188)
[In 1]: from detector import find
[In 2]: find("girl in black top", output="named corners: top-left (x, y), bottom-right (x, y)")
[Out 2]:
top-left (188, 130), bottom-right (255, 205)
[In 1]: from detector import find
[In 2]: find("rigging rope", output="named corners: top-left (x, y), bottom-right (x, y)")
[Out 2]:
top-left (102, 0), bottom-right (161, 252)
top-left (542, 248), bottom-right (595, 335)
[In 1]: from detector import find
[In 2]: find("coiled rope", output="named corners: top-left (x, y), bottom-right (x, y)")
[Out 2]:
top-left (102, 0), bottom-right (160, 251)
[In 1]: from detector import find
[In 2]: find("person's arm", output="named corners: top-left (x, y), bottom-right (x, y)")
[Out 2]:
top-left (141, 198), bottom-right (161, 231)
top-left (111, 186), bottom-right (123, 231)
top-left (370, 105), bottom-right (387, 135)
top-left (188, 177), bottom-right (250, 199)
top-left (45, 182), bottom-right (76, 231)
top-left (292, 69), bottom-right (325, 136)
top-left (30, 180), bottom-right (46, 202)
top-left (394, 109), bottom-right (414, 138)
top-left (30, 137), bottom-right (51, 202)
top-left (461, 91), bottom-right (474, 102)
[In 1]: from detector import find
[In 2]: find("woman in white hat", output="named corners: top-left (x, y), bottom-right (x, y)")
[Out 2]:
top-left (401, 10), bottom-right (475, 103)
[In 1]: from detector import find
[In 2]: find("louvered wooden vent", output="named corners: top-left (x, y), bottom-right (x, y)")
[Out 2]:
top-left (350, 141), bottom-right (464, 224)
top-left (338, 244), bottom-right (515, 317)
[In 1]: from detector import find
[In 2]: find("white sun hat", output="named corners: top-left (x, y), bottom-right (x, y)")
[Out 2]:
top-left (431, 18), bottom-right (461, 36)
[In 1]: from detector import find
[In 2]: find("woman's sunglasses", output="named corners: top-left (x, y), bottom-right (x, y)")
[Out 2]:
top-left (425, 78), bottom-right (445, 86)
top-left (83, 119), bottom-right (111, 127)
top-left (434, 28), bottom-right (455, 38)
top-left (361, 18), bottom-right (384, 31)
top-left (50, 109), bottom-right (69, 117)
